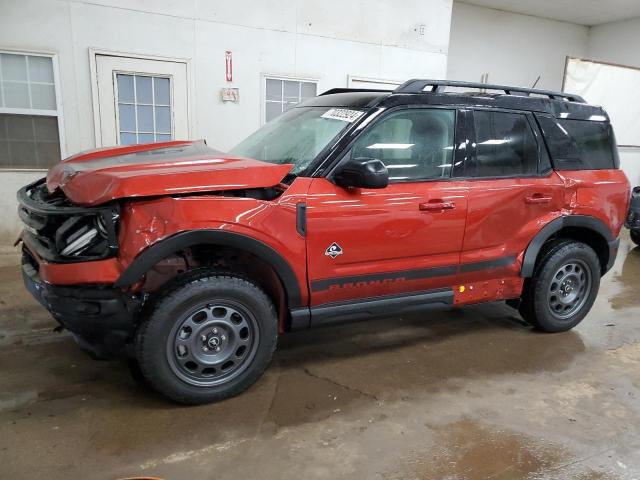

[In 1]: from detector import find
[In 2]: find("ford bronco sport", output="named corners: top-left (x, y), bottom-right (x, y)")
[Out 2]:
top-left (18, 79), bottom-right (631, 404)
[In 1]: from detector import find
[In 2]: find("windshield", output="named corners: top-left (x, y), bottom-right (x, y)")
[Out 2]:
top-left (230, 106), bottom-right (363, 175)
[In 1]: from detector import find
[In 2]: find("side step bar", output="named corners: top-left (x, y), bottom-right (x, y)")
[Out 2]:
top-left (290, 288), bottom-right (453, 330)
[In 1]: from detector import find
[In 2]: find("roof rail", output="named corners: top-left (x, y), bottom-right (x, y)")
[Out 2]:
top-left (393, 79), bottom-right (585, 103)
top-left (320, 87), bottom-right (393, 96)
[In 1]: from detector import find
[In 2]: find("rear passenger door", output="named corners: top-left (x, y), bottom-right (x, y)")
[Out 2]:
top-left (454, 108), bottom-right (564, 282)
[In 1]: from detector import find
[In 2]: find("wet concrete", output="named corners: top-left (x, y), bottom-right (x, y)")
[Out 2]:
top-left (1, 235), bottom-right (640, 479)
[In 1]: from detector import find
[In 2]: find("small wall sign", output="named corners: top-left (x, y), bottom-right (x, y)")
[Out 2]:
top-left (221, 88), bottom-right (239, 102)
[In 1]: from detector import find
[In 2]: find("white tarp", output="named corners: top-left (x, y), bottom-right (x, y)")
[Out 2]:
top-left (564, 57), bottom-right (640, 147)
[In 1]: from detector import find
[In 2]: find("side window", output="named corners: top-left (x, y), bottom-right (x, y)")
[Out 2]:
top-left (536, 115), bottom-right (616, 170)
top-left (351, 109), bottom-right (455, 182)
top-left (464, 110), bottom-right (538, 178)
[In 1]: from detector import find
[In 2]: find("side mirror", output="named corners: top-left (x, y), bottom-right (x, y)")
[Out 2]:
top-left (333, 157), bottom-right (389, 190)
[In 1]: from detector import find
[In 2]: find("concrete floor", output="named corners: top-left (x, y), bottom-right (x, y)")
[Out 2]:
top-left (1, 234), bottom-right (639, 480)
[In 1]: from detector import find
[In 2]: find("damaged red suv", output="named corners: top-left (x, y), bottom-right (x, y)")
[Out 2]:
top-left (18, 79), bottom-right (631, 404)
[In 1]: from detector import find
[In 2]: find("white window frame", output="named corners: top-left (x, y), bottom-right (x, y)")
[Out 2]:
top-left (0, 48), bottom-right (65, 171)
top-left (113, 71), bottom-right (174, 145)
top-left (261, 74), bottom-right (319, 125)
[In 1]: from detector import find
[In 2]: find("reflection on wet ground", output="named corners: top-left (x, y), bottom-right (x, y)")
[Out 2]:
top-left (1, 233), bottom-right (639, 479)
top-left (610, 246), bottom-right (640, 310)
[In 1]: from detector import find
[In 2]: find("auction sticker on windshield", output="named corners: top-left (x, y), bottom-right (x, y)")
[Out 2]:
top-left (321, 108), bottom-right (364, 123)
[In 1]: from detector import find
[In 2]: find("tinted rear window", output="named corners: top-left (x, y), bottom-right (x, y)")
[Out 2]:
top-left (536, 115), bottom-right (617, 170)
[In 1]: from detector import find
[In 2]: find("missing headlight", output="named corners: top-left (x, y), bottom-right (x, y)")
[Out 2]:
top-left (19, 179), bottom-right (120, 262)
top-left (55, 213), bottom-right (113, 258)
top-left (60, 226), bottom-right (100, 255)
top-left (96, 214), bottom-right (108, 236)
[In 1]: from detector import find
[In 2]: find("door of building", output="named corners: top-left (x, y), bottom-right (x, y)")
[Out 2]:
top-left (94, 53), bottom-right (189, 147)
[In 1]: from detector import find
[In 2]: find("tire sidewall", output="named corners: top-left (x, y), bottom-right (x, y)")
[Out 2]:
top-left (531, 242), bottom-right (600, 332)
top-left (136, 276), bottom-right (277, 404)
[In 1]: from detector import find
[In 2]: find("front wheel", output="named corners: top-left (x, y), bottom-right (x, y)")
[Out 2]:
top-left (520, 240), bottom-right (600, 332)
top-left (134, 273), bottom-right (278, 404)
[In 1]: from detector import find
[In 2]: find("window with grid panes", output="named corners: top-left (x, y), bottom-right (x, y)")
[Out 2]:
top-left (116, 74), bottom-right (172, 145)
top-left (0, 52), bottom-right (61, 169)
top-left (264, 77), bottom-right (317, 123)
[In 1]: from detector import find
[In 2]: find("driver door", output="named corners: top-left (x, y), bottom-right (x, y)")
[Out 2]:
top-left (305, 108), bottom-right (468, 312)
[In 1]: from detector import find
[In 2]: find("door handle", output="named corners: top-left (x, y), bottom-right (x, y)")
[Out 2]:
top-left (419, 200), bottom-right (455, 212)
top-left (524, 194), bottom-right (552, 204)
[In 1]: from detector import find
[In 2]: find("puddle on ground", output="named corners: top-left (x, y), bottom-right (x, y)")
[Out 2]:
top-left (610, 246), bottom-right (640, 310)
top-left (388, 419), bottom-right (611, 480)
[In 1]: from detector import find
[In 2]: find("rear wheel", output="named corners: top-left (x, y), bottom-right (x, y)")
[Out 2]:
top-left (631, 229), bottom-right (640, 246)
top-left (134, 273), bottom-right (278, 404)
top-left (520, 240), bottom-right (600, 332)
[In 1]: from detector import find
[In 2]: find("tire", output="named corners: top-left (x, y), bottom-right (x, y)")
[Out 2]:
top-left (134, 273), bottom-right (278, 404)
top-left (631, 229), bottom-right (640, 246)
top-left (126, 357), bottom-right (152, 389)
top-left (519, 240), bottom-right (600, 333)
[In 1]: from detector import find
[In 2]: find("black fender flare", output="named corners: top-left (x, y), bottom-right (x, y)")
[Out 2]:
top-left (114, 230), bottom-right (303, 308)
top-left (521, 215), bottom-right (614, 277)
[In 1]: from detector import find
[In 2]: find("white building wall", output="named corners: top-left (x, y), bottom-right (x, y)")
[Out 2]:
top-left (447, 2), bottom-right (588, 90)
top-left (447, 2), bottom-right (639, 186)
top-left (588, 18), bottom-right (640, 187)
top-left (0, 0), bottom-right (453, 244)
top-left (2, 0), bottom-right (635, 246)
top-left (587, 17), bottom-right (640, 68)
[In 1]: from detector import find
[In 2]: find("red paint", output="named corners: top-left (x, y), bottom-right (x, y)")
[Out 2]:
top-left (453, 277), bottom-right (525, 305)
top-left (556, 169), bottom-right (630, 236)
top-left (225, 51), bottom-right (232, 82)
top-left (42, 256), bottom-right (123, 285)
top-left (456, 173), bottom-right (566, 284)
top-left (34, 137), bottom-right (630, 318)
top-left (46, 140), bottom-right (292, 206)
top-left (115, 177), bottom-right (313, 305)
top-left (305, 177), bottom-right (467, 306)
top-left (22, 240), bottom-right (123, 285)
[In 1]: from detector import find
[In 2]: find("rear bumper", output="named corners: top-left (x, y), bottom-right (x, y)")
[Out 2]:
top-left (626, 186), bottom-right (640, 232)
top-left (22, 251), bottom-right (142, 359)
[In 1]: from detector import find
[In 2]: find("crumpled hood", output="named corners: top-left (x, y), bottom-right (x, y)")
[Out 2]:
top-left (46, 140), bottom-right (293, 206)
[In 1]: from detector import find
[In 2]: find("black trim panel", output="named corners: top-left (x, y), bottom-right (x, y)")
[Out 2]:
top-left (521, 215), bottom-right (614, 277)
top-left (296, 202), bottom-right (307, 237)
top-left (311, 256), bottom-right (517, 293)
top-left (115, 230), bottom-right (304, 308)
top-left (459, 256), bottom-right (516, 273)
top-left (310, 265), bottom-right (457, 292)
top-left (308, 288), bottom-right (453, 327)
top-left (606, 238), bottom-right (620, 273)
top-left (290, 307), bottom-right (311, 330)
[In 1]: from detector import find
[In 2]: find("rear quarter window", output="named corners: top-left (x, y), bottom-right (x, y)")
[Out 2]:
top-left (536, 115), bottom-right (618, 170)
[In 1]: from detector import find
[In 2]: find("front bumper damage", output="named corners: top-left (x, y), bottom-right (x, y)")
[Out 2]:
top-left (22, 250), bottom-right (143, 359)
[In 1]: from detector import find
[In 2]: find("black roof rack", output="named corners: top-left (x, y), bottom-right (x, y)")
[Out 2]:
top-left (320, 87), bottom-right (393, 96)
top-left (393, 79), bottom-right (585, 103)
